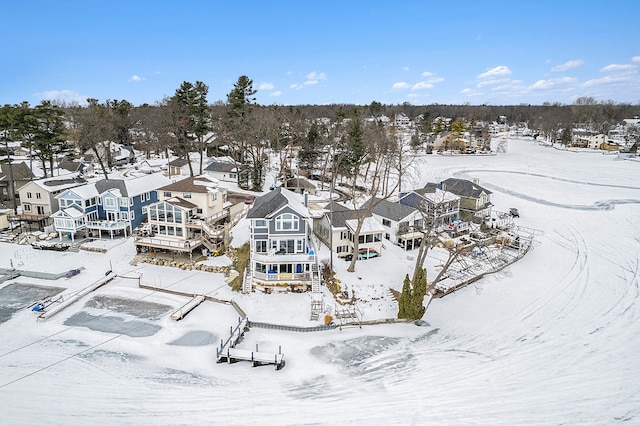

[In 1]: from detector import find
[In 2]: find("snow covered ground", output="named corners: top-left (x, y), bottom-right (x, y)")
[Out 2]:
top-left (1, 139), bottom-right (639, 424)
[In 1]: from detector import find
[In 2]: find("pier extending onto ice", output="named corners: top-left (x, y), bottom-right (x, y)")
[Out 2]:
top-left (216, 316), bottom-right (285, 370)
top-left (170, 295), bottom-right (206, 320)
top-left (37, 272), bottom-right (116, 321)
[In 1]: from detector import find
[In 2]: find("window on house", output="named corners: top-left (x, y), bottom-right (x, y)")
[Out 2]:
top-left (120, 198), bottom-right (128, 207)
top-left (340, 231), bottom-right (348, 240)
top-left (24, 204), bottom-right (31, 212)
top-left (255, 219), bottom-right (267, 228)
top-left (359, 235), bottom-right (365, 244)
top-left (365, 234), bottom-right (373, 243)
top-left (382, 218), bottom-right (391, 227)
top-left (296, 239), bottom-right (303, 252)
top-left (256, 240), bottom-right (267, 253)
top-left (26, 192), bottom-right (32, 199)
top-left (275, 213), bottom-right (299, 231)
top-left (36, 193), bottom-right (41, 199)
top-left (105, 198), bottom-right (115, 207)
top-left (164, 191), bottom-right (172, 197)
top-left (183, 192), bottom-right (191, 198)
top-left (337, 245), bottom-right (349, 253)
top-left (121, 211), bottom-right (129, 220)
top-left (211, 192), bottom-right (217, 202)
top-left (230, 173), bottom-right (237, 179)
top-left (196, 208), bottom-right (203, 214)
top-left (142, 206), bottom-right (148, 214)
top-left (374, 233), bottom-right (381, 242)
top-left (130, 211), bottom-right (135, 221)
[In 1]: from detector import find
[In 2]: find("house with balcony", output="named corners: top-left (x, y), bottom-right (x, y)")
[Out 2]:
top-left (244, 187), bottom-right (320, 293)
top-left (133, 175), bottom-right (236, 257)
top-left (362, 197), bottom-right (425, 250)
top-left (52, 173), bottom-right (170, 241)
top-left (423, 178), bottom-right (491, 223)
top-left (399, 186), bottom-right (460, 231)
top-left (11, 174), bottom-right (87, 231)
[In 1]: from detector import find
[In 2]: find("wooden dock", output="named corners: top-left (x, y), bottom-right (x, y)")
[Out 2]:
top-left (37, 272), bottom-right (116, 321)
top-left (170, 295), bottom-right (206, 320)
top-left (216, 316), bottom-right (285, 370)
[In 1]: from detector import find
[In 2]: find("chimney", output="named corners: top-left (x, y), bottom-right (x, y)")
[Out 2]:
top-left (303, 189), bottom-right (309, 207)
top-left (473, 178), bottom-right (479, 185)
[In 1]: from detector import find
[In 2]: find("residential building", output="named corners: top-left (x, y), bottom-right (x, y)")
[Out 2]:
top-left (245, 187), bottom-right (320, 293)
top-left (423, 178), bottom-right (491, 223)
top-left (313, 201), bottom-right (384, 259)
top-left (203, 157), bottom-right (238, 183)
top-left (362, 197), bottom-right (424, 250)
top-left (52, 173), bottom-right (171, 241)
top-left (0, 161), bottom-right (35, 208)
top-left (133, 175), bottom-right (237, 256)
top-left (11, 174), bottom-right (87, 231)
top-left (399, 187), bottom-right (460, 230)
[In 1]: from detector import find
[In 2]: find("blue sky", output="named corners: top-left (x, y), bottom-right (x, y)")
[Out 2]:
top-left (3, 0), bottom-right (640, 107)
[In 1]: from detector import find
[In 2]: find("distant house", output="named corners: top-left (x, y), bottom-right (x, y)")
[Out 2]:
top-left (168, 158), bottom-right (193, 176)
top-left (203, 158), bottom-right (238, 182)
top-left (245, 187), bottom-right (320, 293)
top-left (423, 178), bottom-right (491, 222)
top-left (362, 197), bottom-right (424, 250)
top-left (0, 162), bottom-right (35, 207)
top-left (52, 173), bottom-right (170, 241)
top-left (57, 161), bottom-right (95, 176)
top-left (133, 175), bottom-right (239, 256)
top-left (285, 177), bottom-right (317, 196)
top-left (399, 186), bottom-right (460, 230)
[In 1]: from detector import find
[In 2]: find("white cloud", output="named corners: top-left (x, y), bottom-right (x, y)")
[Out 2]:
top-left (411, 82), bottom-right (434, 91)
top-left (305, 71), bottom-right (326, 81)
top-left (529, 77), bottom-right (576, 90)
top-left (426, 76), bottom-right (445, 84)
top-left (290, 83), bottom-right (303, 90)
top-left (477, 77), bottom-right (510, 88)
top-left (551, 59), bottom-right (584, 72)
top-left (421, 71), bottom-right (433, 77)
top-left (39, 89), bottom-right (87, 104)
top-left (402, 66), bottom-right (410, 72)
top-left (477, 66), bottom-right (512, 80)
top-left (461, 88), bottom-right (481, 97)
top-left (582, 74), bottom-right (634, 87)
top-left (259, 82), bottom-right (274, 90)
top-left (129, 75), bottom-right (144, 82)
top-left (270, 91), bottom-right (282, 97)
top-left (304, 80), bottom-right (319, 86)
top-left (600, 64), bottom-right (636, 72)
top-left (392, 82), bottom-right (410, 90)
top-left (632, 56), bottom-right (640, 63)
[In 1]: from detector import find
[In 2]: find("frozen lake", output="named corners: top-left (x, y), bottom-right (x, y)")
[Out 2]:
top-left (0, 139), bottom-right (639, 424)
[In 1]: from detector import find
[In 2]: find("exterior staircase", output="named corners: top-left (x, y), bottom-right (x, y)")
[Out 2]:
top-left (242, 267), bottom-right (253, 294)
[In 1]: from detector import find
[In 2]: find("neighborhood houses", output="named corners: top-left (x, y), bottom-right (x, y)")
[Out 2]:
top-left (0, 98), bottom-right (637, 328)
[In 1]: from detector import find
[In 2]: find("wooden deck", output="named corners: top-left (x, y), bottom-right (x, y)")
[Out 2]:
top-left (170, 295), bottom-right (206, 320)
top-left (216, 316), bottom-right (285, 370)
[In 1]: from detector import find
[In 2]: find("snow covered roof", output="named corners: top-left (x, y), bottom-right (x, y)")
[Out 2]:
top-left (246, 187), bottom-right (309, 219)
top-left (345, 216), bottom-right (385, 234)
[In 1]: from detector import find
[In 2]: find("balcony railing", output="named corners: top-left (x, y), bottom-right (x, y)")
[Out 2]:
top-left (252, 271), bottom-right (311, 282)
top-left (252, 251), bottom-right (316, 264)
top-left (87, 220), bottom-right (128, 230)
top-left (133, 236), bottom-right (201, 251)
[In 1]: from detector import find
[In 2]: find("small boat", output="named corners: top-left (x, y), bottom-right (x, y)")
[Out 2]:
top-left (64, 269), bottom-right (82, 279)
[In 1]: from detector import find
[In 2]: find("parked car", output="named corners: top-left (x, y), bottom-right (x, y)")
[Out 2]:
top-left (509, 208), bottom-right (520, 218)
top-left (244, 195), bottom-right (256, 204)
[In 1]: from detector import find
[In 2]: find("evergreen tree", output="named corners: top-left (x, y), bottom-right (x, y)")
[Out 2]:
top-left (411, 267), bottom-right (427, 319)
top-left (398, 274), bottom-right (411, 319)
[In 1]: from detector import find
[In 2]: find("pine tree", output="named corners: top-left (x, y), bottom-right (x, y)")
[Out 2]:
top-left (398, 274), bottom-right (411, 319)
top-left (411, 267), bottom-right (427, 319)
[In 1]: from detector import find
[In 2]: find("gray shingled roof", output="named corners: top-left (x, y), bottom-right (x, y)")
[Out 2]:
top-left (362, 197), bottom-right (417, 222)
top-left (95, 179), bottom-right (129, 197)
top-left (424, 178), bottom-right (491, 198)
top-left (246, 187), bottom-right (308, 219)
top-left (204, 161), bottom-right (237, 173)
top-left (323, 201), bottom-right (363, 227)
